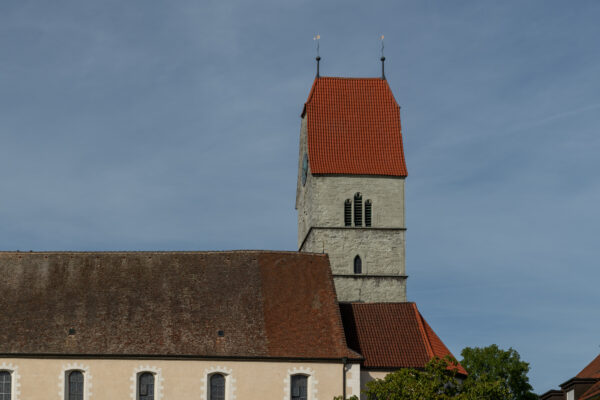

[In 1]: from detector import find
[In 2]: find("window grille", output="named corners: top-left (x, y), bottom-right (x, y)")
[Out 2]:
top-left (354, 255), bottom-right (362, 274)
top-left (209, 373), bottom-right (225, 400)
top-left (344, 199), bottom-right (352, 226)
top-left (0, 371), bottom-right (10, 400)
top-left (138, 373), bottom-right (155, 400)
top-left (354, 193), bottom-right (362, 226)
top-left (365, 200), bottom-right (372, 227)
top-left (291, 375), bottom-right (308, 400)
top-left (67, 371), bottom-right (84, 400)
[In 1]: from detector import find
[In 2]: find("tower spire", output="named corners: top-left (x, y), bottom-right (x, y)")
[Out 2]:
top-left (314, 34), bottom-right (321, 77)
top-left (380, 35), bottom-right (386, 80)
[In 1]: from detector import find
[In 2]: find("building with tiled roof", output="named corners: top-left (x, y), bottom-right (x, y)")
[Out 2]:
top-left (0, 58), bottom-right (464, 400)
top-left (540, 354), bottom-right (600, 400)
top-left (340, 303), bottom-right (466, 374)
top-left (339, 303), bottom-right (466, 394)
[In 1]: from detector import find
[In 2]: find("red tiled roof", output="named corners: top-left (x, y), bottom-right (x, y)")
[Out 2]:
top-left (303, 77), bottom-right (408, 177)
top-left (578, 354), bottom-right (600, 379)
top-left (0, 251), bottom-right (359, 360)
top-left (339, 302), bottom-right (466, 375)
top-left (581, 381), bottom-right (600, 400)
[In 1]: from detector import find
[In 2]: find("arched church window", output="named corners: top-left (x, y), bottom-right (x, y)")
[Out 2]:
top-left (365, 200), bottom-right (372, 227)
top-left (291, 374), bottom-right (308, 400)
top-left (67, 370), bottom-right (84, 400)
top-left (354, 255), bottom-right (362, 274)
top-left (0, 371), bottom-right (11, 400)
top-left (344, 199), bottom-right (352, 226)
top-left (354, 193), bottom-right (362, 226)
top-left (138, 372), bottom-right (155, 400)
top-left (209, 373), bottom-right (225, 400)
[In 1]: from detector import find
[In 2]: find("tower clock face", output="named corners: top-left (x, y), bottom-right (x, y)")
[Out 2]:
top-left (302, 153), bottom-right (308, 186)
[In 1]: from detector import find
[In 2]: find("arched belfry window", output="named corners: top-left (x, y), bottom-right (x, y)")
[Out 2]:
top-left (354, 193), bottom-right (362, 226)
top-left (365, 200), bottom-right (372, 227)
top-left (138, 372), bottom-right (155, 400)
top-left (354, 255), bottom-right (362, 274)
top-left (344, 199), bottom-right (352, 226)
top-left (291, 374), bottom-right (308, 400)
top-left (67, 370), bottom-right (84, 400)
top-left (209, 373), bottom-right (225, 400)
top-left (0, 371), bottom-right (11, 400)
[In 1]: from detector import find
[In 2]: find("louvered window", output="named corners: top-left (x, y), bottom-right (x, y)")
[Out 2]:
top-left (138, 373), bottom-right (154, 400)
top-left (209, 374), bottom-right (225, 400)
top-left (0, 371), bottom-right (10, 400)
top-left (291, 375), bottom-right (308, 400)
top-left (344, 199), bottom-right (352, 226)
top-left (353, 193), bottom-right (362, 226)
top-left (354, 255), bottom-right (362, 274)
top-left (365, 200), bottom-right (372, 227)
top-left (67, 371), bottom-right (84, 400)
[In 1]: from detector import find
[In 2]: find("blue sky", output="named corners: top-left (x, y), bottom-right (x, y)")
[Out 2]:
top-left (1, 0), bottom-right (599, 393)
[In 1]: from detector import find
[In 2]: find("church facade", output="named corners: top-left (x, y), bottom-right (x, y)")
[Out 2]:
top-left (0, 63), bottom-right (464, 400)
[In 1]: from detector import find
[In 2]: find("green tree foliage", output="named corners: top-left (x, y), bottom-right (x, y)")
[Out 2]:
top-left (460, 345), bottom-right (537, 400)
top-left (364, 356), bottom-right (508, 400)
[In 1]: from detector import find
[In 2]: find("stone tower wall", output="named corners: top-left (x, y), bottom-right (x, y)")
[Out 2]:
top-left (300, 228), bottom-right (407, 302)
top-left (296, 117), bottom-right (408, 302)
top-left (300, 229), bottom-right (405, 276)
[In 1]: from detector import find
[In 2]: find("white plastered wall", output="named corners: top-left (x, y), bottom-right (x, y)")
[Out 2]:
top-left (0, 358), bottom-right (345, 400)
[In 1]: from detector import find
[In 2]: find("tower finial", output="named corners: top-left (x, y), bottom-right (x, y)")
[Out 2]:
top-left (314, 34), bottom-right (321, 77)
top-left (380, 35), bottom-right (386, 80)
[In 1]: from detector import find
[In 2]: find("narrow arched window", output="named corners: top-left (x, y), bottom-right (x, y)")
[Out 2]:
top-left (209, 373), bottom-right (225, 400)
top-left (138, 373), bottom-right (155, 400)
top-left (0, 371), bottom-right (11, 400)
top-left (67, 370), bottom-right (84, 400)
top-left (291, 374), bottom-right (308, 400)
top-left (354, 255), bottom-right (362, 274)
top-left (354, 193), bottom-right (362, 226)
top-left (344, 199), bottom-right (352, 226)
top-left (365, 200), bottom-right (372, 227)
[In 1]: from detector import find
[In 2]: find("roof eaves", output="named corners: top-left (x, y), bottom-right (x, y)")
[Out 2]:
top-left (560, 377), bottom-right (598, 390)
top-left (539, 389), bottom-right (565, 400)
top-left (0, 352), bottom-right (363, 362)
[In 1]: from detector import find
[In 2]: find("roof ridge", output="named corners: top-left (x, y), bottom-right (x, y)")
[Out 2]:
top-left (0, 250), bottom-right (325, 256)
top-left (412, 303), bottom-right (435, 359)
top-left (317, 76), bottom-right (386, 80)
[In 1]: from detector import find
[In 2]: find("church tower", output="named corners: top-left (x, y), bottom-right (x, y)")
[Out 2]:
top-left (296, 60), bottom-right (408, 302)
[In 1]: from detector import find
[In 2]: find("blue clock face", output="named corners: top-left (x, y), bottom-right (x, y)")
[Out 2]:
top-left (302, 153), bottom-right (308, 186)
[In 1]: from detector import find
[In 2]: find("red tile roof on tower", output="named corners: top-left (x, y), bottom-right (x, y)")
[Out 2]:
top-left (302, 77), bottom-right (408, 177)
top-left (339, 302), bottom-right (466, 375)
